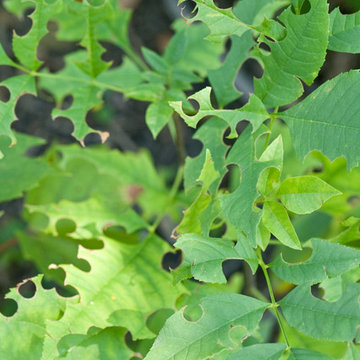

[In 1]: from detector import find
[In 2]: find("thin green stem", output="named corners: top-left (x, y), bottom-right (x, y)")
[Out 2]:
top-left (264, 107), bottom-right (279, 151)
top-left (257, 248), bottom-right (290, 348)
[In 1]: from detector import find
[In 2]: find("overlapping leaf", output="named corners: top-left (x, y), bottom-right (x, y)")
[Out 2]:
top-left (281, 70), bottom-right (360, 169)
top-left (271, 239), bottom-right (360, 284)
top-left (329, 8), bottom-right (360, 53)
top-left (145, 292), bottom-right (269, 360)
top-left (228, 343), bottom-right (286, 360)
top-left (280, 283), bottom-right (360, 341)
top-left (254, 0), bottom-right (329, 107)
top-left (175, 233), bottom-right (257, 284)
top-left (277, 176), bottom-right (341, 214)
top-left (220, 127), bottom-right (280, 246)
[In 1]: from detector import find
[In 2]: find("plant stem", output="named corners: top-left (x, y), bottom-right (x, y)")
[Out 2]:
top-left (257, 248), bottom-right (290, 348)
top-left (173, 113), bottom-right (186, 166)
top-left (263, 107), bottom-right (279, 151)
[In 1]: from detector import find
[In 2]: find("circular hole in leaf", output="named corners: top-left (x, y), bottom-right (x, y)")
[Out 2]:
top-left (214, 0), bottom-right (236, 8)
top-left (0, 298), bottom-right (18, 317)
top-left (179, 1), bottom-right (198, 19)
top-left (183, 303), bottom-right (203, 322)
top-left (290, 0), bottom-right (311, 15)
top-left (162, 250), bottom-right (182, 272)
top-left (55, 218), bottom-right (76, 236)
top-left (18, 280), bottom-right (36, 299)
top-left (0, 86), bottom-right (10, 103)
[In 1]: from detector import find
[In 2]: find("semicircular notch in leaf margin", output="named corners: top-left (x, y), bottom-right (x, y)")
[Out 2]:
top-left (178, 0), bottom-right (286, 43)
top-left (39, 52), bottom-right (144, 141)
top-left (328, 7), bottom-right (360, 54)
top-left (253, 0), bottom-right (329, 107)
top-left (12, 0), bottom-right (62, 71)
top-left (44, 234), bottom-right (186, 346)
top-left (277, 175), bottom-right (342, 214)
top-left (281, 70), bottom-right (360, 170)
top-left (220, 126), bottom-right (280, 247)
top-left (170, 87), bottom-right (269, 138)
top-left (270, 238), bottom-right (360, 285)
top-left (0, 275), bottom-right (67, 360)
top-left (144, 292), bottom-right (269, 360)
top-left (279, 282), bottom-right (360, 342)
top-left (175, 232), bottom-right (258, 284)
top-left (0, 75), bottom-right (36, 143)
top-left (227, 343), bottom-right (286, 360)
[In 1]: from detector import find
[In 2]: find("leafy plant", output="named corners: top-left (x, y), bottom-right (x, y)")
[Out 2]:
top-left (0, 0), bottom-right (359, 359)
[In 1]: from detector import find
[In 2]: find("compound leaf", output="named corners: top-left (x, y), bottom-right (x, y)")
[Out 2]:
top-left (280, 283), bottom-right (360, 342)
top-left (220, 127), bottom-right (280, 246)
top-left (329, 8), bottom-right (360, 53)
top-left (277, 176), bottom-right (341, 214)
top-left (281, 70), bottom-right (360, 169)
top-left (175, 233), bottom-right (257, 284)
top-left (170, 87), bottom-right (269, 137)
top-left (254, 0), bottom-right (329, 107)
top-left (145, 292), bottom-right (269, 360)
top-left (12, 0), bottom-right (62, 70)
top-left (183, 118), bottom-right (228, 193)
top-left (262, 201), bottom-right (301, 249)
top-left (270, 238), bottom-right (360, 285)
top-left (0, 75), bottom-right (36, 143)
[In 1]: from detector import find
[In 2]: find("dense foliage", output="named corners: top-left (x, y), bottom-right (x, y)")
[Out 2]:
top-left (0, 0), bottom-right (359, 359)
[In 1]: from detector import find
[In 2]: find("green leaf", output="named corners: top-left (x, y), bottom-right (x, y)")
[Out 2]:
top-left (12, 0), bottom-right (62, 70)
top-left (170, 87), bottom-right (269, 137)
top-left (343, 342), bottom-right (360, 360)
top-left (176, 150), bottom-right (221, 235)
top-left (280, 283), bottom-right (360, 341)
top-left (288, 348), bottom-right (335, 360)
top-left (262, 201), bottom-right (301, 249)
top-left (277, 176), bottom-right (341, 214)
top-left (46, 234), bottom-right (185, 344)
top-left (27, 198), bottom-right (147, 238)
top-left (329, 8), bottom-right (360, 53)
top-left (0, 276), bottom-right (66, 360)
top-left (0, 133), bottom-right (50, 201)
top-left (144, 292), bottom-right (269, 360)
top-left (180, 0), bottom-right (249, 43)
top-left (270, 239), bottom-right (360, 285)
top-left (73, 0), bottom-right (112, 77)
top-left (0, 45), bottom-right (18, 67)
top-left (145, 101), bottom-right (174, 139)
top-left (175, 233), bottom-right (257, 283)
top-left (220, 127), bottom-right (278, 246)
top-left (184, 118), bottom-right (228, 194)
top-left (281, 70), bottom-right (360, 169)
top-left (254, 0), bottom-right (329, 107)
top-left (55, 327), bottom-right (133, 360)
top-left (208, 32), bottom-right (254, 107)
top-left (228, 343), bottom-right (286, 360)
top-left (0, 75), bottom-right (36, 142)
